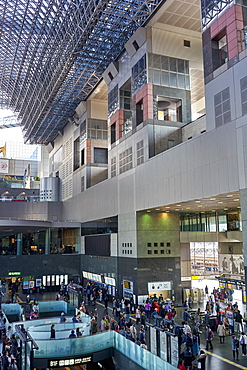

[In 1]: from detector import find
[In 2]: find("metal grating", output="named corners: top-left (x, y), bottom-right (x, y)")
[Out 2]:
top-left (0, 0), bottom-right (164, 144)
top-left (201, 0), bottom-right (233, 29)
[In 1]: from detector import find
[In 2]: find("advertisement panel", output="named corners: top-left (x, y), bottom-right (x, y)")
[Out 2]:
top-left (0, 159), bottom-right (9, 174)
top-left (159, 331), bottom-right (167, 362)
top-left (150, 326), bottom-right (157, 356)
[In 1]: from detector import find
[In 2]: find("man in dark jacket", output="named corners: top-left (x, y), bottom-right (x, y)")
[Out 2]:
top-left (182, 347), bottom-right (195, 368)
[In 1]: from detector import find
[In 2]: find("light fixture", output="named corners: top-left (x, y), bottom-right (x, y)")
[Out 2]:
top-left (186, 207), bottom-right (190, 209)
top-left (197, 205), bottom-right (202, 207)
top-left (175, 209), bottom-right (180, 211)
top-left (218, 201), bottom-right (223, 204)
top-left (227, 195), bottom-right (233, 197)
top-left (224, 208), bottom-right (228, 210)
top-left (156, 209), bottom-right (160, 211)
top-left (195, 201), bottom-right (201, 203)
top-left (210, 198), bottom-right (216, 200)
top-left (1, 191), bottom-right (9, 196)
top-left (147, 210), bottom-right (151, 213)
top-left (234, 199), bottom-right (239, 201)
top-left (166, 207), bottom-right (170, 209)
top-left (176, 205), bottom-right (181, 207)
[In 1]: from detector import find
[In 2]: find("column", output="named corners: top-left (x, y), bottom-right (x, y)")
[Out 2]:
top-left (240, 189), bottom-right (247, 297)
top-left (17, 233), bottom-right (22, 256)
top-left (45, 229), bottom-right (50, 255)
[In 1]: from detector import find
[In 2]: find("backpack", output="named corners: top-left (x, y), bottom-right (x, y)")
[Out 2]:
top-left (209, 330), bottom-right (214, 339)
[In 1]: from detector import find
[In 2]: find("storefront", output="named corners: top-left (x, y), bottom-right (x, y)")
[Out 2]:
top-left (82, 271), bottom-right (116, 297)
top-left (147, 281), bottom-right (172, 300)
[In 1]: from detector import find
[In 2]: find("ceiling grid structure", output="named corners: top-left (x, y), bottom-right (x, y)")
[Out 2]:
top-left (0, 0), bottom-right (165, 144)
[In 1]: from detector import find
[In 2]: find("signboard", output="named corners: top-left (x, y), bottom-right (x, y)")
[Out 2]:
top-left (123, 280), bottom-right (133, 297)
top-left (82, 271), bottom-right (116, 287)
top-left (49, 356), bottom-right (91, 367)
top-left (150, 327), bottom-right (157, 356)
top-left (36, 279), bottom-right (42, 287)
top-left (160, 331), bottom-right (167, 361)
top-left (29, 281), bottom-right (35, 289)
top-left (170, 335), bottom-right (179, 367)
top-left (148, 281), bottom-right (171, 292)
top-left (23, 281), bottom-right (29, 290)
top-left (181, 277), bottom-right (191, 281)
top-left (8, 272), bottom-right (21, 276)
top-left (0, 159), bottom-right (9, 174)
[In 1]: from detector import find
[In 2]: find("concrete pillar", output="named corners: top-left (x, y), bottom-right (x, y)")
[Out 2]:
top-left (17, 233), bottom-right (22, 256)
top-left (240, 189), bottom-right (247, 298)
top-left (45, 229), bottom-right (50, 255)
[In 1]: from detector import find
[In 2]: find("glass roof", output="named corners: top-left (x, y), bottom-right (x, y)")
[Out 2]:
top-left (0, 0), bottom-right (164, 144)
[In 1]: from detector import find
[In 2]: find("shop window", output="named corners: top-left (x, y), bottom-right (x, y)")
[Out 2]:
top-left (136, 100), bottom-right (143, 126)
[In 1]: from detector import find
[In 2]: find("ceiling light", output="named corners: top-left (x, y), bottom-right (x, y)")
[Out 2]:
top-left (211, 210), bottom-right (216, 212)
top-left (147, 210), bottom-right (151, 212)
top-left (166, 207), bottom-right (170, 209)
top-left (227, 195), bottom-right (233, 197)
top-left (210, 198), bottom-right (216, 200)
top-left (234, 199), bottom-right (239, 201)
top-left (175, 209), bottom-right (180, 211)
top-left (176, 205), bottom-right (181, 207)
top-left (218, 201), bottom-right (223, 204)
top-left (156, 209), bottom-right (160, 211)
top-left (195, 201), bottom-right (201, 203)
top-left (186, 207), bottom-right (190, 209)
top-left (197, 205), bottom-right (202, 207)
top-left (237, 206), bottom-right (241, 209)
top-left (166, 211), bottom-right (170, 213)
top-left (224, 208), bottom-right (228, 210)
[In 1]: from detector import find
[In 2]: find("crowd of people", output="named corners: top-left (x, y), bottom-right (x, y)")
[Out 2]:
top-left (0, 313), bottom-right (21, 370)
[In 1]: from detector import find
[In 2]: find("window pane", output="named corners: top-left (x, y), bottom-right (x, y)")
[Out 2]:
top-left (170, 72), bottom-right (177, 87)
top-left (161, 71), bottom-right (169, 86)
top-left (177, 59), bottom-right (185, 73)
top-left (170, 58), bottom-right (177, 72)
top-left (154, 70), bottom-right (161, 85)
top-left (177, 74), bottom-right (185, 89)
top-left (161, 56), bottom-right (169, 70)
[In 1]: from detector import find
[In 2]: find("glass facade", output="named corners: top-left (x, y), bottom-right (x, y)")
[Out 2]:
top-left (132, 55), bottom-right (147, 95)
top-left (180, 211), bottom-right (241, 232)
top-left (148, 54), bottom-right (190, 90)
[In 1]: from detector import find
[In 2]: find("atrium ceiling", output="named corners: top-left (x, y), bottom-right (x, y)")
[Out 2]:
top-left (0, 0), bottom-right (165, 145)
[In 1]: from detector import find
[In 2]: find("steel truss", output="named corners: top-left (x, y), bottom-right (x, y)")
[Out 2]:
top-left (201, 0), bottom-right (234, 29)
top-left (0, 0), bottom-right (164, 144)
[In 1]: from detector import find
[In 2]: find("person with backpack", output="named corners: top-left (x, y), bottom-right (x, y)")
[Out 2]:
top-left (205, 325), bottom-right (213, 350)
top-left (239, 332), bottom-right (247, 356)
top-left (232, 335), bottom-right (240, 361)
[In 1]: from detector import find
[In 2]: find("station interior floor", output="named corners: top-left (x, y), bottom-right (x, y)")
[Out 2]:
top-left (2, 283), bottom-right (247, 370)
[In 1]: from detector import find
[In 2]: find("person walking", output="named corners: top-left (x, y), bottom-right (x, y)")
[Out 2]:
top-left (205, 325), bottom-right (213, 350)
top-left (232, 335), bottom-right (240, 361)
top-left (50, 324), bottom-right (55, 339)
top-left (240, 331), bottom-right (247, 356)
top-left (217, 321), bottom-right (225, 344)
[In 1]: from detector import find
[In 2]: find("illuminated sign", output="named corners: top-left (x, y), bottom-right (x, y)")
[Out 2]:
top-left (8, 272), bottom-right (21, 276)
top-left (49, 356), bottom-right (92, 367)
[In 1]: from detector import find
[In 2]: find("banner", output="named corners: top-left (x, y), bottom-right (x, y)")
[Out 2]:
top-left (0, 159), bottom-right (9, 174)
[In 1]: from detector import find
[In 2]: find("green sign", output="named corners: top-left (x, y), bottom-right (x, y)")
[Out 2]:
top-left (8, 272), bottom-right (21, 276)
